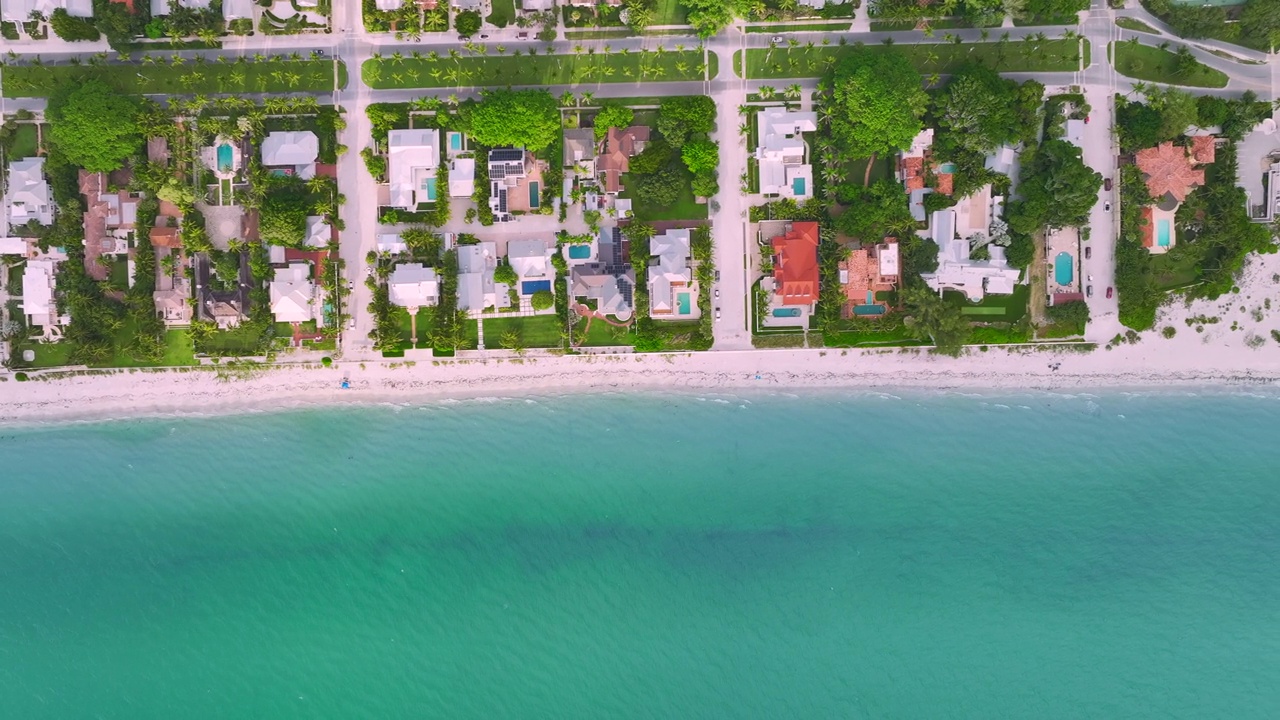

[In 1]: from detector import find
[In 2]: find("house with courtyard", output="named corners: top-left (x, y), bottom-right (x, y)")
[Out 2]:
top-left (79, 170), bottom-right (139, 277)
top-left (20, 249), bottom-right (70, 334)
top-left (506, 238), bottom-right (556, 302)
top-left (388, 263), bottom-right (440, 312)
top-left (563, 128), bottom-right (597, 192)
top-left (151, 225), bottom-right (192, 326)
top-left (899, 129), bottom-right (954, 220)
top-left (921, 209), bottom-right (1021, 302)
top-left (570, 226), bottom-right (634, 319)
top-left (269, 262), bottom-right (316, 324)
top-left (647, 228), bottom-right (697, 320)
top-left (487, 148), bottom-right (542, 221)
top-left (457, 241), bottom-right (507, 314)
top-left (261, 131), bottom-right (319, 180)
top-left (387, 128), bottom-right (439, 210)
top-left (762, 221), bottom-right (819, 326)
top-left (839, 239), bottom-right (899, 318)
top-left (598, 126), bottom-right (649, 195)
top-left (4, 157), bottom-right (54, 232)
top-left (755, 107), bottom-right (816, 200)
top-left (194, 251), bottom-right (250, 328)
top-left (1134, 137), bottom-right (1216, 255)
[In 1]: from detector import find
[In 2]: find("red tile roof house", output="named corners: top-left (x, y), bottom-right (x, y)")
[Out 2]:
top-left (597, 126), bottom-right (650, 195)
top-left (769, 221), bottom-right (820, 308)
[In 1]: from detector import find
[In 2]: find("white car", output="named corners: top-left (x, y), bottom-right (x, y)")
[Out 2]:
top-left (714, 288), bottom-right (720, 299)
top-left (715, 308), bottom-right (722, 321)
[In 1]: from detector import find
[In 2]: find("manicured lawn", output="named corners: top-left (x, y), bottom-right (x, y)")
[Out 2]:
top-left (6, 123), bottom-right (39, 158)
top-left (1151, 250), bottom-right (1201, 290)
top-left (652, 0), bottom-right (689, 25)
top-left (362, 50), bottom-right (711, 89)
top-left (6, 263), bottom-right (23, 294)
top-left (621, 171), bottom-right (709, 221)
top-left (152, 329), bottom-right (197, 367)
top-left (461, 318), bottom-right (479, 350)
top-left (29, 341), bottom-right (74, 368)
top-left (746, 21), bottom-right (851, 32)
top-left (579, 318), bottom-right (635, 346)
top-left (486, 0), bottom-right (517, 28)
top-left (942, 284), bottom-right (1030, 323)
top-left (740, 39), bottom-right (1087, 79)
top-left (845, 154), bottom-right (894, 186)
top-left (1, 59), bottom-right (346, 98)
top-left (199, 324), bottom-right (268, 355)
top-left (107, 258), bottom-right (131, 291)
top-left (1111, 42), bottom-right (1229, 89)
top-left (482, 314), bottom-right (565, 348)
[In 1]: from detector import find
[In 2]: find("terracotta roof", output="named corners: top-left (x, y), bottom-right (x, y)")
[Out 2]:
top-left (1140, 206), bottom-right (1155, 249)
top-left (1134, 141), bottom-right (1206, 203)
top-left (902, 156), bottom-right (925, 192)
top-left (150, 226), bottom-right (181, 248)
top-left (1190, 135), bottom-right (1216, 164)
top-left (598, 126), bottom-right (649, 194)
top-left (111, 0), bottom-right (135, 12)
top-left (934, 172), bottom-right (954, 196)
top-left (770, 221), bottom-right (820, 306)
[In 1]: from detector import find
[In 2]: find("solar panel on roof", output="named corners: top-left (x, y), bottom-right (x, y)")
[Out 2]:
top-left (490, 148), bottom-right (523, 162)
top-left (498, 189), bottom-right (508, 214)
top-left (490, 164), bottom-right (506, 180)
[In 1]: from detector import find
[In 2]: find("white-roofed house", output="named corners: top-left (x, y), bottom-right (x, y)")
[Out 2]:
top-left (646, 228), bottom-right (697, 319)
top-left (375, 0), bottom-right (403, 9)
top-left (522, 0), bottom-right (552, 9)
top-left (457, 241), bottom-right (507, 314)
top-left (920, 209), bottom-right (1021, 302)
top-left (387, 128), bottom-right (439, 210)
top-left (755, 107), bottom-right (817, 199)
top-left (506, 238), bottom-right (555, 300)
top-left (261, 131), bottom-right (320, 180)
top-left (569, 226), bottom-right (635, 320)
top-left (448, 157), bottom-right (475, 198)
top-left (150, 0), bottom-right (211, 15)
top-left (388, 263), bottom-right (440, 311)
top-left (223, 0), bottom-right (253, 18)
top-left (304, 216), bottom-right (331, 248)
top-left (377, 233), bottom-right (408, 254)
top-left (1065, 119), bottom-right (1086, 149)
top-left (21, 256), bottom-right (69, 330)
top-left (269, 262), bottom-right (316, 323)
top-left (3, 0), bottom-right (91, 22)
top-left (4, 157), bottom-right (54, 232)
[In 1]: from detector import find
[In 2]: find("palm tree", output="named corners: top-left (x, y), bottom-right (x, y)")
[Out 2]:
top-left (785, 83), bottom-right (802, 99)
top-left (758, 85), bottom-right (776, 99)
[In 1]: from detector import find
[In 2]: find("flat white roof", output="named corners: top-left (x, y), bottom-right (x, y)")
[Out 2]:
top-left (388, 263), bottom-right (440, 309)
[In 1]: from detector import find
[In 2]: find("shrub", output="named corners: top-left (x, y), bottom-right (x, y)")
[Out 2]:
top-left (51, 9), bottom-right (100, 41)
top-left (14, 372), bottom-right (29, 382)
top-left (321, 356), bottom-right (333, 366)
top-left (1162, 326), bottom-right (1176, 338)
top-left (531, 289), bottom-right (554, 310)
top-left (455, 10), bottom-right (482, 36)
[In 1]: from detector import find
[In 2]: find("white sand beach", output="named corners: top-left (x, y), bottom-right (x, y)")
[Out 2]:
top-left (5, 254), bottom-right (1280, 425)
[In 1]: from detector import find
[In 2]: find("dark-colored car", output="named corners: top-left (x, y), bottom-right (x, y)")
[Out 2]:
top-left (1086, 285), bottom-right (1094, 298)
top-left (1106, 287), bottom-right (1114, 299)
top-left (1104, 177), bottom-right (1113, 191)
top-left (1085, 246), bottom-right (1092, 259)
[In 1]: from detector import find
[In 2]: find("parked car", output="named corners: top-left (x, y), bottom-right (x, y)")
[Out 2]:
top-left (771, 35), bottom-right (784, 43)
top-left (714, 288), bottom-right (720, 299)
top-left (1088, 275), bottom-right (1094, 283)
top-left (1106, 287), bottom-right (1114, 299)
top-left (1085, 246), bottom-right (1092, 259)
top-left (715, 308), bottom-right (722, 321)
top-left (715, 269), bottom-right (721, 282)
top-left (1104, 177), bottom-right (1113, 191)
top-left (1086, 285), bottom-right (1093, 297)
top-left (1104, 202), bottom-right (1111, 212)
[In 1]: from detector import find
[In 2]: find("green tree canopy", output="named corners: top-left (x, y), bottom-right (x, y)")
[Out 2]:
top-left (902, 283), bottom-right (971, 355)
top-left (635, 165), bottom-right (683, 206)
top-left (530, 289), bottom-right (555, 311)
top-left (1241, 0), bottom-right (1280, 48)
top-left (455, 9), bottom-right (482, 36)
top-left (1116, 99), bottom-right (1164, 153)
top-left (680, 139), bottom-right (719, 175)
top-left (656, 96), bottom-right (716, 148)
top-left (468, 90), bottom-right (561, 152)
top-left (682, 0), bottom-right (733, 38)
top-left (593, 102), bottom-right (635, 141)
top-left (935, 63), bottom-right (1022, 156)
top-left (47, 80), bottom-right (142, 173)
top-left (1007, 139), bottom-right (1103, 233)
top-left (834, 179), bottom-right (917, 240)
top-left (827, 49), bottom-right (929, 160)
top-left (51, 9), bottom-right (101, 41)
top-left (1143, 86), bottom-right (1198, 140)
top-left (258, 175), bottom-right (311, 248)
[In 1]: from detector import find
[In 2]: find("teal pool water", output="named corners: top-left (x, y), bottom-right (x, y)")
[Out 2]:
top-left (216, 143), bottom-right (233, 173)
top-left (568, 244), bottom-right (591, 259)
top-left (1158, 218), bottom-right (1171, 247)
top-left (772, 307), bottom-right (801, 317)
top-left (853, 304), bottom-right (885, 315)
top-left (791, 176), bottom-right (806, 196)
top-left (677, 291), bottom-right (691, 314)
top-left (448, 131), bottom-right (463, 151)
top-left (423, 177), bottom-right (437, 203)
top-left (3, 392), bottom-right (1280, 718)
top-left (529, 181), bottom-right (540, 208)
top-left (937, 162), bottom-right (957, 173)
top-left (1054, 252), bottom-right (1073, 285)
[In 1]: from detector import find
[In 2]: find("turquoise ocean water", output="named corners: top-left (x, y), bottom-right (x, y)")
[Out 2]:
top-left (2, 390), bottom-right (1279, 718)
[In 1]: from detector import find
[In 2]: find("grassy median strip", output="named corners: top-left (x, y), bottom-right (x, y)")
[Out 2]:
top-left (1, 59), bottom-right (346, 98)
top-left (1112, 41), bottom-right (1229, 89)
top-left (362, 50), bottom-right (713, 89)
top-left (740, 39), bottom-right (1087, 79)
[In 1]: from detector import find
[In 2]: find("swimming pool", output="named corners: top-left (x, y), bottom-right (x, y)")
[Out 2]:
top-left (853, 305), bottom-right (886, 316)
top-left (528, 182), bottom-right (540, 209)
top-left (448, 132), bottom-right (463, 152)
top-left (865, 290), bottom-right (875, 305)
top-left (677, 292), bottom-right (691, 315)
top-left (1157, 219), bottom-right (1171, 247)
top-left (423, 177), bottom-right (438, 203)
top-left (791, 177), bottom-right (806, 196)
top-left (568, 244), bottom-right (591, 260)
top-left (1054, 252), bottom-right (1073, 286)
top-left (521, 280), bottom-right (552, 295)
top-left (216, 143), bottom-right (234, 173)
top-left (772, 308), bottom-right (801, 318)
top-left (937, 162), bottom-right (957, 174)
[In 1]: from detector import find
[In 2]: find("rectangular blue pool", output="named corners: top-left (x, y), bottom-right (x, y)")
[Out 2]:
top-left (448, 132), bottom-right (463, 151)
top-left (791, 177), bottom-right (806, 196)
top-left (1054, 252), bottom-right (1073, 286)
top-left (522, 280), bottom-right (552, 295)
top-left (216, 144), bottom-right (234, 172)
top-left (854, 305), bottom-right (886, 316)
top-left (772, 308), bottom-right (801, 318)
top-left (423, 177), bottom-right (437, 203)
top-left (1157, 219), bottom-right (1171, 247)
top-left (677, 292), bottom-right (691, 315)
top-left (529, 182), bottom-right (540, 209)
top-left (568, 245), bottom-right (591, 260)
